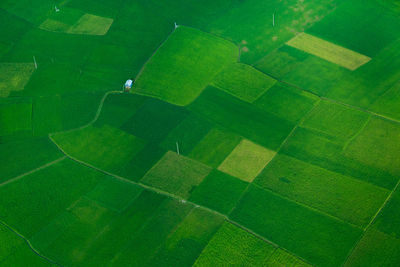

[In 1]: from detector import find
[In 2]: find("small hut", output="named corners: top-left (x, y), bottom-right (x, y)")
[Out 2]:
top-left (124, 79), bottom-right (133, 92)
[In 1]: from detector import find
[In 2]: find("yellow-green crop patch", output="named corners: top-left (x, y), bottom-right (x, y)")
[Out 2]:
top-left (0, 63), bottom-right (35, 97)
top-left (133, 26), bottom-right (238, 106)
top-left (218, 139), bottom-right (276, 182)
top-left (286, 32), bottom-right (371, 70)
top-left (193, 222), bottom-right (275, 266)
top-left (141, 151), bottom-right (211, 198)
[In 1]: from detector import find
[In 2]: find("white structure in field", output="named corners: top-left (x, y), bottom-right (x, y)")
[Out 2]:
top-left (124, 79), bottom-right (133, 91)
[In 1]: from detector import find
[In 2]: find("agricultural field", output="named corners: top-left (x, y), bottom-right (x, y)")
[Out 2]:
top-left (1, 0), bottom-right (400, 266)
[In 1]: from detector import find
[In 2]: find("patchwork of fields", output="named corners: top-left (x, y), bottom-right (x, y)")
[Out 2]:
top-left (1, 0), bottom-right (400, 266)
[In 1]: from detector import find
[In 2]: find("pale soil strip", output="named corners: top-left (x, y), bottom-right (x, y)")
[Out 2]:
top-left (0, 220), bottom-right (63, 266)
top-left (342, 177), bottom-right (400, 267)
top-left (0, 156), bottom-right (66, 187)
top-left (286, 32), bottom-right (371, 70)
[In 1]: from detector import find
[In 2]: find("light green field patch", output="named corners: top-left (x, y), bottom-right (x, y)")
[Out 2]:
top-left (286, 32), bottom-right (371, 70)
top-left (51, 124), bottom-right (146, 175)
top-left (39, 19), bottom-right (70, 32)
top-left (218, 139), bottom-right (276, 182)
top-left (212, 63), bottom-right (276, 102)
top-left (141, 151), bottom-right (211, 198)
top-left (133, 26), bottom-right (238, 105)
top-left (0, 63), bottom-right (35, 97)
top-left (193, 222), bottom-right (275, 266)
top-left (68, 14), bottom-right (113, 35)
top-left (266, 248), bottom-right (312, 267)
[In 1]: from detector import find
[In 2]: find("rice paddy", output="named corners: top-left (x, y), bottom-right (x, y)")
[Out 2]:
top-left (1, 0), bottom-right (400, 266)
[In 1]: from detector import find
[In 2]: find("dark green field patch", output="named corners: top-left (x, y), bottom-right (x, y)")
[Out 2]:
top-left (189, 170), bottom-right (248, 214)
top-left (193, 221), bottom-right (275, 266)
top-left (133, 26), bottom-right (238, 105)
top-left (254, 82), bottom-right (319, 123)
top-left (373, 187), bottom-right (400, 238)
top-left (0, 137), bottom-right (62, 184)
top-left (212, 63), bottom-right (276, 102)
top-left (370, 81), bottom-right (400, 121)
top-left (188, 128), bottom-right (241, 168)
top-left (110, 199), bottom-right (193, 266)
top-left (161, 113), bottom-right (212, 156)
top-left (52, 124), bottom-right (147, 178)
top-left (230, 185), bottom-right (362, 267)
top-left (86, 176), bottom-right (143, 212)
top-left (148, 207), bottom-right (224, 267)
top-left (141, 151), bottom-right (211, 199)
top-left (189, 86), bottom-right (294, 150)
top-left (121, 98), bottom-right (187, 144)
top-left (345, 229), bottom-right (400, 267)
top-left (0, 97), bottom-right (32, 142)
top-left (0, 158), bottom-right (105, 237)
top-left (255, 154), bottom-right (389, 227)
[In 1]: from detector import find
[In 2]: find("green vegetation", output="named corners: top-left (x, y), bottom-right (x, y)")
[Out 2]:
top-left (218, 139), bottom-right (276, 182)
top-left (212, 63), bottom-right (276, 102)
top-left (141, 151), bottom-right (211, 198)
top-left (1, 0), bottom-right (400, 266)
top-left (230, 185), bottom-right (362, 266)
top-left (134, 26), bottom-right (238, 105)
top-left (193, 222), bottom-right (275, 266)
top-left (189, 170), bottom-right (248, 214)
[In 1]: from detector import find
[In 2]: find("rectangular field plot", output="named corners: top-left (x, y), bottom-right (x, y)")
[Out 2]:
top-left (0, 158), bottom-right (106, 238)
top-left (193, 222), bottom-right (275, 266)
top-left (254, 154), bottom-right (389, 227)
top-left (0, 63), bottom-right (35, 97)
top-left (188, 128), bottom-right (241, 168)
top-left (345, 229), bottom-right (400, 267)
top-left (254, 82), bottom-right (319, 124)
top-left (212, 63), bottom-right (276, 102)
top-left (67, 14), bottom-right (113, 35)
top-left (189, 170), bottom-right (248, 214)
top-left (218, 139), bottom-right (276, 182)
top-left (0, 97), bottom-right (32, 141)
top-left (286, 32), bottom-right (371, 70)
top-left (230, 185), bottom-right (362, 267)
top-left (133, 26), bottom-right (238, 105)
top-left (147, 207), bottom-right (224, 267)
top-left (189, 86), bottom-right (294, 150)
top-left (301, 100), bottom-right (370, 143)
top-left (52, 124), bottom-right (147, 178)
top-left (141, 151), bottom-right (211, 198)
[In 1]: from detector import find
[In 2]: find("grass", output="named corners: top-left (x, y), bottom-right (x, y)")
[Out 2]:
top-left (133, 26), bottom-right (238, 105)
top-left (230, 185), bottom-right (362, 267)
top-left (254, 154), bottom-right (389, 227)
top-left (218, 139), bottom-right (276, 182)
top-left (193, 221), bottom-right (275, 266)
top-left (286, 32), bottom-right (371, 70)
top-left (212, 63), bottom-right (276, 102)
top-left (141, 151), bottom-right (212, 198)
top-left (189, 170), bottom-right (248, 214)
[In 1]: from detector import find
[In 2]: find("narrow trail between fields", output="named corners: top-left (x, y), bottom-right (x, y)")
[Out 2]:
top-left (0, 220), bottom-right (63, 266)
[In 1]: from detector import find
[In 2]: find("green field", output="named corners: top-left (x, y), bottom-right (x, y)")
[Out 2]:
top-left (1, 0), bottom-right (400, 266)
